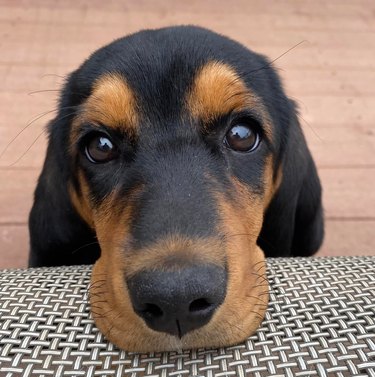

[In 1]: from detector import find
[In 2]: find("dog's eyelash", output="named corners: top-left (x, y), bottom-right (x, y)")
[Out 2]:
top-left (76, 124), bottom-right (110, 142)
top-left (76, 124), bottom-right (136, 147)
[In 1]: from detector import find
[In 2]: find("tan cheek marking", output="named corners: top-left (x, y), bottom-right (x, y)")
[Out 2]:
top-left (186, 61), bottom-right (272, 141)
top-left (263, 156), bottom-right (283, 210)
top-left (68, 172), bottom-right (94, 228)
top-left (219, 178), bottom-right (264, 242)
top-left (203, 180), bottom-right (267, 344)
top-left (89, 184), bottom-right (152, 349)
top-left (93, 184), bottom-right (143, 249)
top-left (69, 170), bottom-right (148, 345)
top-left (73, 73), bottom-right (138, 138)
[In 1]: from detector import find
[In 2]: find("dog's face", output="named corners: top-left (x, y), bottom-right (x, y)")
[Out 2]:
top-left (29, 26), bottom-right (323, 352)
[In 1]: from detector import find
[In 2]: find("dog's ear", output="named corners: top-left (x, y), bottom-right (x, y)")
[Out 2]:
top-left (258, 104), bottom-right (324, 257)
top-left (29, 131), bottom-right (100, 267)
top-left (29, 125), bottom-right (100, 267)
top-left (28, 73), bottom-right (100, 267)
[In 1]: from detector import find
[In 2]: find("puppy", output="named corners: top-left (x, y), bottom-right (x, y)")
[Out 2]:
top-left (29, 26), bottom-right (324, 352)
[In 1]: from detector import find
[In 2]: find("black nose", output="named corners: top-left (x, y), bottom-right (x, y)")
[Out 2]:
top-left (127, 264), bottom-right (227, 338)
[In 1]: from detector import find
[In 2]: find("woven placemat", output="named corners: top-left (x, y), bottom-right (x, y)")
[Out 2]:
top-left (1, 257), bottom-right (374, 376)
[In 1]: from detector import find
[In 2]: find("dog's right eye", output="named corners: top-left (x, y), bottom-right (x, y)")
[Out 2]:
top-left (84, 134), bottom-right (118, 163)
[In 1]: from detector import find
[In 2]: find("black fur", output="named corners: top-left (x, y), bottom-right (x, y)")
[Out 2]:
top-left (29, 26), bottom-right (324, 267)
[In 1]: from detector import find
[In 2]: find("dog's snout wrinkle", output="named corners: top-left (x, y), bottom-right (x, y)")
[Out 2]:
top-left (127, 264), bottom-right (227, 337)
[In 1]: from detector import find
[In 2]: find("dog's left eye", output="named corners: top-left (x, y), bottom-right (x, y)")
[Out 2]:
top-left (84, 134), bottom-right (118, 163)
top-left (224, 122), bottom-right (260, 152)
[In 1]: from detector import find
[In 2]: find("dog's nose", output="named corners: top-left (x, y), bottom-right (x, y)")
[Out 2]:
top-left (127, 264), bottom-right (227, 337)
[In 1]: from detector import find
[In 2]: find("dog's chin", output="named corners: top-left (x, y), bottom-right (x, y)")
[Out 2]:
top-left (90, 247), bottom-right (268, 353)
top-left (92, 301), bottom-right (267, 353)
top-left (91, 289), bottom-right (268, 353)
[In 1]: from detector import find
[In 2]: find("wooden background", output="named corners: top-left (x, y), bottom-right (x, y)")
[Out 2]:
top-left (1, 0), bottom-right (374, 268)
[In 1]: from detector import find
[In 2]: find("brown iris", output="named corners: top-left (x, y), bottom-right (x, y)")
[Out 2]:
top-left (224, 123), bottom-right (260, 152)
top-left (85, 134), bottom-right (117, 163)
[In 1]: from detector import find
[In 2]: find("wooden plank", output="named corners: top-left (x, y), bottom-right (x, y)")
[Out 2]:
top-left (3, 20), bottom-right (375, 52)
top-left (2, 42), bottom-right (374, 72)
top-left (320, 168), bottom-right (375, 219)
top-left (1, 0), bottom-right (374, 24)
top-left (295, 96), bottom-right (375, 128)
top-left (283, 71), bottom-right (375, 97)
top-left (318, 220), bottom-right (375, 257)
top-left (0, 169), bottom-right (38, 223)
top-left (0, 225), bottom-right (29, 269)
top-left (1, 2), bottom-right (374, 71)
top-left (306, 126), bottom-right (375, 167)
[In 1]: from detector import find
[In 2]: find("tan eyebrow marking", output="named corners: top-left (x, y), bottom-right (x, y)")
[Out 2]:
top-left (186, 61), bottom-right (272, 140)
top-left (76, 72), bottom-right (139, 136)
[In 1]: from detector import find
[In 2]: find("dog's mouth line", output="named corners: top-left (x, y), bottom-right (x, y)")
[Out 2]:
top-left (176, 319), bottom-right (183, 339)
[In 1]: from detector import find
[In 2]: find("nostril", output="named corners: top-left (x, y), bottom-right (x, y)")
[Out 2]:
top-left (127, 264), bottom-right (227, 336)
top-left (189, 298), bottom-right (212, 313)
top-left (139, 303), bottom-right (163, 319)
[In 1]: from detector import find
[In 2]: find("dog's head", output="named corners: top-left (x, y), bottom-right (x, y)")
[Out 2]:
top-left (29, 26), bottom-right (323, 352)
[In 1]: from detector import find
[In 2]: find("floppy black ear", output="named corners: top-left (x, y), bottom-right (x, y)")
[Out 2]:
top-left (258, 107), bottom-right (324, 257)
top-left (29, 137), bottom-right (100, 267)
top-left (28, 116), bottom-right (100, 267)
top-left (29, 69), bottom-right (101, 267)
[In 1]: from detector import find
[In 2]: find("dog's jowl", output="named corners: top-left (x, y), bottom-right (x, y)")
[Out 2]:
top-left (29, 26), bottom-right (324, 352)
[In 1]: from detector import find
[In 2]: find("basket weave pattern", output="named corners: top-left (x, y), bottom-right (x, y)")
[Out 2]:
top-left (0, 257), bottom-right (374, 376)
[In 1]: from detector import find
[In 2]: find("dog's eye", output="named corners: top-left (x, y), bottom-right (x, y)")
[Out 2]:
top-left (224, 122), bottom-right (260, 152)
top-left (85, 134), bottom-right (117, 163)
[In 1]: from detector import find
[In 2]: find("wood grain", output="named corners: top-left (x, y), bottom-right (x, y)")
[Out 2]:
top-left (1, 0), bottom-right (374, 268)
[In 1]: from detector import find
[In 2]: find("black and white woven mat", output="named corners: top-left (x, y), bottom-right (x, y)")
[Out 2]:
top-left (0, 257), bottom-right (374, 376)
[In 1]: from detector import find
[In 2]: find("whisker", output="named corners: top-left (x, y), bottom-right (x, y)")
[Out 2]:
top-left (222, 232), bottom-right (252, 240)
top-left (88, 278), bottom-right (107, 284)
top-left (87, 281), bottom-right (106, 290)
top-left (90, 303), bottom-right (110, 311)
top-left (108, 313), bottom-right (121, 338)
top-left (71, 240), bottom-right (100, 255)
top-left (28, 89), bottom-right (61, 95)
top-left (249, 284), bottom-right (270, 290)
top-left (88, 282), bottom-right (106, 290)
top-left (8, 109), bottom-right (81, 166)
top-left (0, 105), bottom-right (78, 160)
top-left (247, 310), bottom-right (264, 320)
top-left (253, 259), bottom-right (267, 268)
top-left (246, 295), bottom-right (269, 305)
top-left (41, 73), bottom-right (67, 80)
top-left (0, 108), bottom-right (57, 159)
top-left (8, 131), bottom-right (46, 167)
top-left (298, 112), bottom-right (323, 141)
top-left (252, 275), bottom-right (269, 285)
top-left (224, 308), bottom-right (253, 338)
top-left (248, 40), bottom-right (307, 76)
top-left (88, 294), bottom-right (106, 300)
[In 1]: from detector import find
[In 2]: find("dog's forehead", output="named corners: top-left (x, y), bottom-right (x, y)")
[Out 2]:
top-left (83, 61), bottom-right (261, 128)
top-left (77, 28), bottom-right (270, 108)
top-left (81, 26), bottom-right (260, 89)
top-left (76, 29), bottom-right (276, 139)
